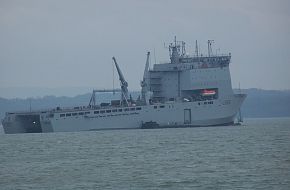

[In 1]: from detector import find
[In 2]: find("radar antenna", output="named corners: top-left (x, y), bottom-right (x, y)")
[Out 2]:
top-left (164, 36), bottom-right (186, 63)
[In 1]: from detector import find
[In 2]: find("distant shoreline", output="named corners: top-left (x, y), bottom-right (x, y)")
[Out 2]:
top-left (1, 88), bottom-right (289, 99)
top-left (1, 88), bottom-right (290, 120)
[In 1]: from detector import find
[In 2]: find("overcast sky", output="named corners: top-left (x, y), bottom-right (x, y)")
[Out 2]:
top-left (0, 0), bottom-right (290, 98)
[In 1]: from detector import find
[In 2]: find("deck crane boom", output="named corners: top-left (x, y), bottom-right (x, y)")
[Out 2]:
top-left (112, 57), bottom-right (129, 106)
top-left (141, 52), bottom-right (150, 104)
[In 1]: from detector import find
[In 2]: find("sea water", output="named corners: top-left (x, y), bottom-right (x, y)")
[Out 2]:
top-left (0, 118), bottom-right (290, 190)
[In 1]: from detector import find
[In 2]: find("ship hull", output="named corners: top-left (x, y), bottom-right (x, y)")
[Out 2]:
top-left (2, 94), bottom-right (246, 134)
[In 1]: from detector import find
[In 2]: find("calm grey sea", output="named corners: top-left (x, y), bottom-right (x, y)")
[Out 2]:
top-left (0, 118), bottom-right (290, 190)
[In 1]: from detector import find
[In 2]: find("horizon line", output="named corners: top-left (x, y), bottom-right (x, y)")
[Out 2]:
top-left (1, 87), bottom-right (290, 100)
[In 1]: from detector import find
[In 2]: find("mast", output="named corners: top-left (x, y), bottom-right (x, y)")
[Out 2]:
top-left (195, 40), bottom-right (199, 57)
top-left (207, 40), bottom-right (214, 57)
top-left (169, 36), bottom-right (181, 64)
top-left (112, 57), bottom-right (129, 106)
top-left (181, 41), bottom-right (186, 56)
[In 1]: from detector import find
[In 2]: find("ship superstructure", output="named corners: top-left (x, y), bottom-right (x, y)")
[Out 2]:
top-left (2, 38), bottom-right (246, 133)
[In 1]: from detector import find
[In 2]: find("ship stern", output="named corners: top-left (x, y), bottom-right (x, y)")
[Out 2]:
top-left (2, 113), bottom-right (43, 134)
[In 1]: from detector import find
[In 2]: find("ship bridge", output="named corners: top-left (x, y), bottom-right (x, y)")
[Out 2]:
top-left (148, 38), bottom-right (233, 103)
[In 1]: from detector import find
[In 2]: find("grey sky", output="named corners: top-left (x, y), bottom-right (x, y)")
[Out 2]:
top-left (0, 0), bottom-right (290, 98)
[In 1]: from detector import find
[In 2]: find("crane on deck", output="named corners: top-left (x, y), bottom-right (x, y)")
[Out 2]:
top-left (141, 52), bottom-right (150, 105)
top-left (112, 57), bottom-right (129, 106)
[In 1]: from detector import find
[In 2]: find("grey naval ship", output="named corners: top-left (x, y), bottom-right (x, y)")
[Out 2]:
top-left (2, 38), bottom-right (246, 133)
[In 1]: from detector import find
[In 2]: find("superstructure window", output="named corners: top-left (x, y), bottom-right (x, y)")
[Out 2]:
top-left (124, 108), bottom-right (129, 111)
top-left (136, 107), bottom-right (141, 110)
top-left (118, 109), bottom-right (123, 112)
top-left (66, 113), bottom-right (71, 117)
top-left (60, 114), bottom-right (65, 117)
top-left (154, 106), bottom-right (157, 109)
top-left (112, 109), bottom-right (117, 112)
top-left (100, 110), bottom-right (105, 114)
top-left (130, 108), bottom-right (135, 111)
top-left (85, 112), bottom-right (90, 115)
top-left (106, 110), bottom-right (111, 113)
top-left (94, 111), bottom-right (99, 114)
top-left (79, 112), bottom-right (84, 115)
top-left (72, 113), bottom-right (77, 116)
top-left (160, 105), bottom-right (165, 108)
